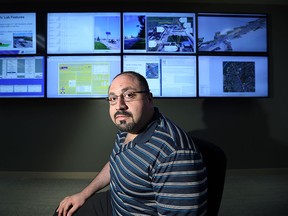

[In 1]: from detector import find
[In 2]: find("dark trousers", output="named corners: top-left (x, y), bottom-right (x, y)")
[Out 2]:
top-left (53, 190), bottom-right (112, 216)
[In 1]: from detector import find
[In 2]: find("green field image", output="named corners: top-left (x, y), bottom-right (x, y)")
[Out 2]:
top-left (58, 63), bottom-right (110, 95)
top-left (130, 38), bottom-right (146, 49)
top-left (94, 41), bottom-right (109, 50)
top-left (0, 43), bottom-right (10, 47)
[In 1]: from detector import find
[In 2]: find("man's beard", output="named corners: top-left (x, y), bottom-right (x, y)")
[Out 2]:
top-left (116, 120), bottom-right (135, 132)
top-left (114, 111), bottom-right (135, 132)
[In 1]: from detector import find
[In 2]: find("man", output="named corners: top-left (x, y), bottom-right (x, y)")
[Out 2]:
top-left (55, 71), bottom-right (207, 216)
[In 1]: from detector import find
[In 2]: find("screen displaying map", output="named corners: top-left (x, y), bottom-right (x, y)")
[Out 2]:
top-left (198, 56), bottom-right (268, 97)
top-left (123, 12), bottom-right (196, 53)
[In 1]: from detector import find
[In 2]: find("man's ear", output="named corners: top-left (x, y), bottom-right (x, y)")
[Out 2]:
top-left (148, 92), bottom-right (153, 101)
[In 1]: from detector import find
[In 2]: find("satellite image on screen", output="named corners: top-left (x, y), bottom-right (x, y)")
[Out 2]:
top-left (223, 61), bottom-right (255, 92)
top-left (146, 63), bottom-right (159, 79)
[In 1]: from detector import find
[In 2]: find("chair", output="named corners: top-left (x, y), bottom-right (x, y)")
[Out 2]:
top-left (192, 137), bottom-right (227, 216)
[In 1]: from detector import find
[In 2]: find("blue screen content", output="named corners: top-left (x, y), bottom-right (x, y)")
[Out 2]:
top-left (0, 56), bottom-right (45, 98)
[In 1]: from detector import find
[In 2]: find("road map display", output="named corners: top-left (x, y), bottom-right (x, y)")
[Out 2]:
top-left (123, 12), bottom-right (196, 53)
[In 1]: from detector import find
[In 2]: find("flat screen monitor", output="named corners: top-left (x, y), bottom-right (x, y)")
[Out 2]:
top-left (198, 13), bottom-right (267, 53)
top-left (47, 12), bottom-right (121, 54)
top-left (47, 55), bottom-right (121, 98)
top-left (0, 56), bottom-right (45, 98)
top-left (123, 55), bottom-right (197, 97)
top-left (198, 56), bottom-right (268, 97)
top-left (0, 13), bottom-right (37, 55)
top-left (123, 12), bottom-right (196, 54)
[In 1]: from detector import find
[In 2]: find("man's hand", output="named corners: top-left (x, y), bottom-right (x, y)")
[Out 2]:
top-left (56, 193), bottom-right (86, 216)
top-left (55, 162), bottom-right (110, 216)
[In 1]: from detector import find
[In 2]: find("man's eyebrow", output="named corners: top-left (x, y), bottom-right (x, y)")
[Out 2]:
top-left (108, 87), bottom-right (137, 95)
top-left (122, 87), bottom-right (137, 92)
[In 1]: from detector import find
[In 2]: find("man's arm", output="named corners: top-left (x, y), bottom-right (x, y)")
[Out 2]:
top-left (56, 162), bottom-right (110, 216)
top-left (153, 151), bottom-right (208, 215)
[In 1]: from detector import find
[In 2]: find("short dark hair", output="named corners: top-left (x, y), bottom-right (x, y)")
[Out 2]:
top-left (112, 71), bottom-right (150, 91)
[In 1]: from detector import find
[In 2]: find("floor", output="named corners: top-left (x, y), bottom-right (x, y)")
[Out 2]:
top-left (0, 169), bottom-right (287, 216)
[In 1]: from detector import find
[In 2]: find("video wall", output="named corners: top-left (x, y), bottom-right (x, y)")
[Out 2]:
top-left (0, 12), bottom-right (269, 98)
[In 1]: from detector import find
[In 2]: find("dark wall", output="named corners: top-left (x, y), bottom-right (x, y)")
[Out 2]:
top-left (1, 1), bottom-right (288, 171)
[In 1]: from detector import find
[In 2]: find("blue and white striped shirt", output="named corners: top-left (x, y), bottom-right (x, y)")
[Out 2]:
top-left (110, 108), bottom-right (207, 215)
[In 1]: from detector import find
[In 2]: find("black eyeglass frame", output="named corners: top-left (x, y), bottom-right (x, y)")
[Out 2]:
top-left (105, 90), bottom-right (150, 104)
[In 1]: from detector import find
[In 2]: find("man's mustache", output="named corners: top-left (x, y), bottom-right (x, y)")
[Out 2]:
top-left (114, 111), bottom-right (132, 119)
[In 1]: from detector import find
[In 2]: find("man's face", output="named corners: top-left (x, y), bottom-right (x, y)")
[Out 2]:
top-left (108, 74), bottom-right (153, 134)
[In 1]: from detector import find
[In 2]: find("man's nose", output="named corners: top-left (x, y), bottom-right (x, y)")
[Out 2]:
top-left (115, 96), bottom-right (128, 110)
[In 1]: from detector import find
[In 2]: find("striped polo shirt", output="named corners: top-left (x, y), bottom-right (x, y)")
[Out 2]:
top-left (110, 108), bottom-right (207, 215)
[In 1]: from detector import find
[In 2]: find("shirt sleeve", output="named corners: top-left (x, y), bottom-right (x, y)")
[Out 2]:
top-left (152, 149), bottom-right (208, 216)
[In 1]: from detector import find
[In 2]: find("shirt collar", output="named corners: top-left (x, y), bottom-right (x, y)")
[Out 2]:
top-left (132, 107), bottom-right (161, 145)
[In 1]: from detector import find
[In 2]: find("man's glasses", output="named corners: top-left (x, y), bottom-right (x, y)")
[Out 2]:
top-left (106, 90), bottom-right (150, 105)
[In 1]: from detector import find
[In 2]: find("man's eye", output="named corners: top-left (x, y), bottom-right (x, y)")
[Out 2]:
top-left (125, 93), bottom-right (135, 99)
top-left (109, 96), bottom-right (117, 101)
